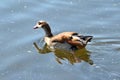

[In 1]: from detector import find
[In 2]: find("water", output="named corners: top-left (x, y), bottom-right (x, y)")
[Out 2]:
top-left (0, 0), bottom-right (120, 80)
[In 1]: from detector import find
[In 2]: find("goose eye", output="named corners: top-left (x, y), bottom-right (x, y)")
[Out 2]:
top-left (38, 22), bottom-right (42, 25)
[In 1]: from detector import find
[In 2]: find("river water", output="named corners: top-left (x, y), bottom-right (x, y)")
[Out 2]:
top-left (0, 0), bottom-right (120, 80)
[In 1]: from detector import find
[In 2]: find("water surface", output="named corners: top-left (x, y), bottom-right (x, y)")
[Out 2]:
top-left (0, 0), bottom-right (120, 80)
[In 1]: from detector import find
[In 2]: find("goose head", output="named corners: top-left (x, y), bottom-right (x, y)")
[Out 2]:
top-left (33, 20), bottom-right (49, 29)
top-left (33, 20), bottom-right (53, 37)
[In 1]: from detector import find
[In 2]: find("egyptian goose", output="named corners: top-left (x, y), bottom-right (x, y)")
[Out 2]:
top-left (33, 20), bottom-right (93, 50)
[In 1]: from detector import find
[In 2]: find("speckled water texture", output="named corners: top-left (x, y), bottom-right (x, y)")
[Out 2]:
top-left (0, 0), bottom-right (120, 80)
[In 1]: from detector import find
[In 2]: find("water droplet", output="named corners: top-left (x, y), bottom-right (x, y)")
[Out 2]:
top-left (11, 10), bottom-right (14, 13)
top-left (113, 4), bottom-right (117, 6)
top-left (70, 1), bottom-right (73, 4)
top-left (27, 50), bottom-right (32, 53)
top-left (24, 5), bottom-right (27, 8)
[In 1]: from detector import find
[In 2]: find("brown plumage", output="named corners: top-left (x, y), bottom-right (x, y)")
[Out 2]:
top-left (33, 20), bottom-right (93, 50)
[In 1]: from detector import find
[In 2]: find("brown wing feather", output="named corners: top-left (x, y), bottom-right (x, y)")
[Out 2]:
top-left (51, 32), bottom-right (78, 43)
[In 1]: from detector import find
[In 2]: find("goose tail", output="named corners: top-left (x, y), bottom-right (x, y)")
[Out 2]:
top-left (79, 36), bottom-right (93, 42)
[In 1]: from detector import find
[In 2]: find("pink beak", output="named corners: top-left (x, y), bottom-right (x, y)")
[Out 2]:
top-left (33, 26), bottom-right (38, 29)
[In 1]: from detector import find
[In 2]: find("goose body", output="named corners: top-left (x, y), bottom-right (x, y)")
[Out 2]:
top-left (34, 20), bottom-right (93, 50)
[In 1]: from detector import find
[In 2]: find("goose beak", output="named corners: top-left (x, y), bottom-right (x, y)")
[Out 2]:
top-left (33, 26), bottom-right (38, 29)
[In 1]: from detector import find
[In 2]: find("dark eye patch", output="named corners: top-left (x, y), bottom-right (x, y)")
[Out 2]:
top-left (38, 22), bottom-right (42, 25)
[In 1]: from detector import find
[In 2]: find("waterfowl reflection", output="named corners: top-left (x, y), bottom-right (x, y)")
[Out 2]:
top-left (33, 42), bottom-right (93, 65)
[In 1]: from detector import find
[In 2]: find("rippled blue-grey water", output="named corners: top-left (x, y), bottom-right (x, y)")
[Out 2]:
top-left (0, 0), bottom-right (120, 80)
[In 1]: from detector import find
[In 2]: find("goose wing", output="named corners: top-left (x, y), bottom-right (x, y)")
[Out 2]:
top-left (51, 32), bottom-right (78, 43)
top-left (50, 32), bottom-right (93, 48)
